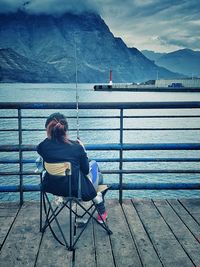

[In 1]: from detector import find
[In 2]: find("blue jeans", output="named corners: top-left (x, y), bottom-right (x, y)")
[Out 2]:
top-left (89, 160), bottom-right (103, 190)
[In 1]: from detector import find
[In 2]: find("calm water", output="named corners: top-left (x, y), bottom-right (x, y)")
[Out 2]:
top-left (0, 83), bottom-right (200, 200)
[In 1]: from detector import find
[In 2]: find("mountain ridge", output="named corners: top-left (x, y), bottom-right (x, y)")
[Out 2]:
top-left (0, 48), bottom-right (67, 82)
top-left (0, 11), bottom-right (182, 83)
top-left (142, 48), bottom-right (200, 77)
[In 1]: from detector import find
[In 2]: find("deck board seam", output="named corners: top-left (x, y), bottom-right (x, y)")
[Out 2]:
top-left (33, 231), bottom-right (45, 267)
top-left (152, 199), bottom-right (196, 267)
top-left (106, 218), bottom-right (117, 267)
top-left (166, 199), bottom-right (200, 243)
top-left (107, 202), bottom-right (123, 267)
top-left (0, 204), bottom-right (21, 251)
top-left (91, 219), bottom-right (98, 267)
top-left (131, 199), bottom-right (164, 267)
top-left (178, 199), bottom-right (200, 226)
top-left (121, 201), bottom-right (144, 267)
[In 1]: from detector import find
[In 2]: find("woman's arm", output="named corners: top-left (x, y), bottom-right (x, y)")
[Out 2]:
top-left (77, 140), bottom-right (89, 175)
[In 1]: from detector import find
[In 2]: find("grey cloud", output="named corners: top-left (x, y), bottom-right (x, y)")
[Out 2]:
top-left (0, 0), bottom-right (101, 14)
top-left (100, 0), bottom-right (200, 51)
top-left (0, 0), bottom-right (26, 13)
top-left (24, 0), bottom-right (100, 15)
top-left (0, 0), bottom-right (199, 52)
top-left (159, 35), bottom-right (200, 50)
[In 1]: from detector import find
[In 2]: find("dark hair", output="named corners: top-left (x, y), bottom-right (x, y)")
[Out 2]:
top-left (45, 112), bottom-right (68, 143)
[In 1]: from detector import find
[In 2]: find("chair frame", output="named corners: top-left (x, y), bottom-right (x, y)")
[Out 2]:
top-left (39, 162), bottom-right (112, 251)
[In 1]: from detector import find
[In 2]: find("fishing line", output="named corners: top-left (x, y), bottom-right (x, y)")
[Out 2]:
top-left (74, 34), bottom-right (80, 139)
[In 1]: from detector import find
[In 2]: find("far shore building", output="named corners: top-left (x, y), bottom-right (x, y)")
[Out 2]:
top-left (155, 78), bottom-right (200, 88)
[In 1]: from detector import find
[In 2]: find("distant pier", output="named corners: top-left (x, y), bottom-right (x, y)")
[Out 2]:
top-left (94, 84), bottom-right (200, 92)
top-left (94, 78), bottom-right (200, 92)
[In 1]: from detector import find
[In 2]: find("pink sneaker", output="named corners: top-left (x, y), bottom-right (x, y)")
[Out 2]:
top-left (97, 210), bottom-right (108, 223)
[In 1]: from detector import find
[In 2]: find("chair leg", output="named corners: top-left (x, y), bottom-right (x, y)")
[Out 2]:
top-left (69, 199), bottom-right (73, 250)
top-left (40, 195), bottom-right (112, 250)
top-left (42, 193), bottom-right (69, 247)
top-left (40, 190), bottom-right (43, 232)
top-left (71, 200), bottom-right (97, 249)
top-left (76, 200), bottom-right (113, 235)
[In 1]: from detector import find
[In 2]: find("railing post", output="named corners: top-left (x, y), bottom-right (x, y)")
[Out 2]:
top-left (18, 109), bottom-right (23, 205)
top-left (119, 108), bottom-right (123, 204)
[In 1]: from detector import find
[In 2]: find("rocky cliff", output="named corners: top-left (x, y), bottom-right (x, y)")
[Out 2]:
top-left (0, 48), bottom-right (66, 82)
top-left (0, 11), bottom-right (180, 83)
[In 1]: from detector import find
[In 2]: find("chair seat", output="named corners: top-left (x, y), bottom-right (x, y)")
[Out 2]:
top-left (97, 184), bottom-right (108, 193)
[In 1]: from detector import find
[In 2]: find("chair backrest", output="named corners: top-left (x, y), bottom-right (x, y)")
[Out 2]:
top-left (43, 161), bottom-right (96, 201)
top-left (44, 162), bottom-right (71, 176)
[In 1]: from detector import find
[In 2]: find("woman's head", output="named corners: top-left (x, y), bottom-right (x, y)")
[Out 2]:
top-left (45, 112), bottom-right (68, 143)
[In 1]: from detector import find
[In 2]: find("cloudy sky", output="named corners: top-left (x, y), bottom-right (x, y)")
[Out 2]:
top-left (0, 0), bottom-right (200, 52)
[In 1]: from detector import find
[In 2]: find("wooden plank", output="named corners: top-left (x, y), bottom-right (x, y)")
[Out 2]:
top-left (36, 201), bottom-right (73, 267)
top-left (0, 217), bottom-right (16, 248)
top-left (133, 199), bottom-right (194, 267)
top-left (122, 199), bottom-right (162, 267)
top-left (0, 203), bottom-right (19, 248)
top-left (0, 202), bottom-right (19, 216)
top-left (107, 199), bottom-right (142, 267)
top-left (93, 202), bottom-right (115, 267)
top-left (0, 208), bottom-right (19, 217)
top-left (179, 199), bottom-right (200, 224)
top-left (167, 199), bottom-right (200, 240)
top-left (154, 199), bottom-right (200, 267)
top-left (0, 202), bottom-right (42, 267)
top-left (0, 203), bottom-right (19, 209)
top-left (74, 202), bottom-right (96, 267)
top-left (36, 231), bottom-right (72, 267)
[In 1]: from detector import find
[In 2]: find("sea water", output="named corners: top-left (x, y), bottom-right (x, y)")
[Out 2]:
top-left (0, 83), bottom-right (200, 200)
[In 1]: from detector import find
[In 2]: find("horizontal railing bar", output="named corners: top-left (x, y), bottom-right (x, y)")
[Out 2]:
top-left (1, 115), bottom-right (200, 119)
top-left (88, 143), bottom-right (200, 150)
top-left (1, 128), bottom-right (200, 132)
top-left (0, 172), bottom-right (40, 175)
top-left (124, 115), bottom-right (200, 118)
top-left (0, 160), bottom-right (34, 164)
top-left (0, 116), bottom-right (120, 119)
top-left (94, 158), bottom-right (200, 162)
top-left (22, 116), bottom-right (120, 119)
top-left (109, 183), bottom-right (200, 190)
top-left (1, 143), bottom-right (200, 152)
top-left (1, 158), bottom-right (200, 164)
top-left (0, 183), bottom-right (200, 192)
top-left (124, 128), bottom-right (200, 131)
top-left (102, 170), bottom-right (200, 174)
top-left (0, 128), bottom-right (120, 132)
top-left (1, 170), bottom-right (200, 175)
top-left (1, 101), bottom-right (200, 109)
top-left (0, 185), bottom-right (40, 192)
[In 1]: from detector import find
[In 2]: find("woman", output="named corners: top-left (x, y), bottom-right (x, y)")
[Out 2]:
top-left (37, 112), bottom-right (108, 223)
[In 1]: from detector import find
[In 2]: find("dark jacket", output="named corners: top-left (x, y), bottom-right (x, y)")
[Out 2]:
top-left (37, 138), bottom-right (97, 201)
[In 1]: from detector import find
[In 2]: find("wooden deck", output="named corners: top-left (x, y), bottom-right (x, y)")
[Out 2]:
top-left (0, 198), bottom-right (200, 267)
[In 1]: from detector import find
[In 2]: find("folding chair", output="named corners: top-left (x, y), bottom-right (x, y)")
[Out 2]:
top-left (39, 161), bottom-right (112, 251)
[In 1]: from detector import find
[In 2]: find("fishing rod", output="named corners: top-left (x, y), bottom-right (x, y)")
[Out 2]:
top-left (74, 34), bottom-right (80, 140)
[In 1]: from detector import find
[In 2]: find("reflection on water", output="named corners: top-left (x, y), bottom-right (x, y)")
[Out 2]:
top-left (0, 83), bottom-right (200, 200)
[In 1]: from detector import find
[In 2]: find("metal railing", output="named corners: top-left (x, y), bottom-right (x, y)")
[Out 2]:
top-left (0, 102), bottom-right (200, 204)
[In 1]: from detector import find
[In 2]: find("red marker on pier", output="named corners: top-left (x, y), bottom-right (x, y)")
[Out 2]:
top-left (109, 70), bottom-right (112, 85)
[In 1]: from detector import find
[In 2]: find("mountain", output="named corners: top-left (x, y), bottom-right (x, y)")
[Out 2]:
top-left (142, 49), bottom-right (200, 77)
top-left (141, 50), bottom-right (166, 62)
top-left (0, 11), bottom-right (181, 83)
top-left (0, 48), bottom-right (67, 82)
